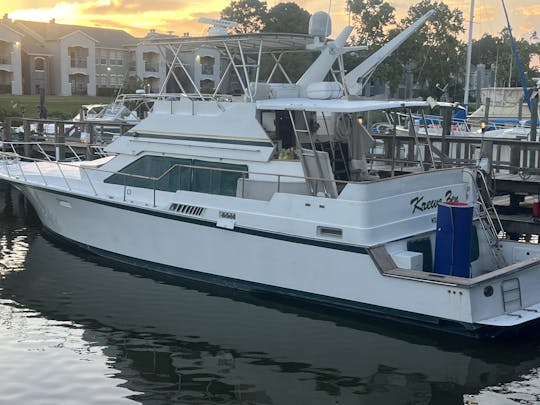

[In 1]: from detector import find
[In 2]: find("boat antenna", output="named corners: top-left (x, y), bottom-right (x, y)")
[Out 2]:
top-left (501, 0), bottom-right (532, 112)
top-left (327, 0), bottom-right (332, 35)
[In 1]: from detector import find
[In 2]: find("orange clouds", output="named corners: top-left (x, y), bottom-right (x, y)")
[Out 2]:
top-left (474, 6), bottom-right (496, 24)
top-left (517, 5), bottom-right (540, 17)
top-left (4, 0), bottom-right (540, 40)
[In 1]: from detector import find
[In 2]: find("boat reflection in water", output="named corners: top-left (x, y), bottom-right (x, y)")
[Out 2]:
top-left (1, 186), bottom-right (540, 405)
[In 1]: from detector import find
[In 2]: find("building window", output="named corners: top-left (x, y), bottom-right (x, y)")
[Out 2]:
top-left (200, 56), bottom-right (214, 75)
top-left (109, 51), bottom-right (123, 66)
top-left (34, 57), bottom-right (45, 71)
top-left (96, 49), bottom-right (107, 65)
top-left (200, 79), bottom-right (214, 93)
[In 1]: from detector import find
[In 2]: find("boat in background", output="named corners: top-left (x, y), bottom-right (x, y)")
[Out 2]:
top-left (2, 12), bottom-right (540, 338)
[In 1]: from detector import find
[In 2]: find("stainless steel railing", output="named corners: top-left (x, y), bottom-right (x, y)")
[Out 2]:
top-left (0, 150), bottom-right (353, 207)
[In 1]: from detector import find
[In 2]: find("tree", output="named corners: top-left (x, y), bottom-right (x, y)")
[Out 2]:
top-left (122, 75), bottom-right (144, 94)
top-left (263, 2), bottom-right (310, 34)
top-left (259, 3), bottom-right (312, 82)
top-left (343, 0), bottom-right (397, 95)
top-left (221, 0), bottom-right (267, 34)
top-left (347, 0), bottom-right (396, 48)
top-left (471, 30), bottom-right (540, 89)
top-left (471, 34), bottom-right (499, 68)
top-left (396, 0), bottom-right (465, 100)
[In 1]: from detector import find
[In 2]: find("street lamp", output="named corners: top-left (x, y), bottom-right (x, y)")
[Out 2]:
top-left (480, 119), bottom-right (488, 134)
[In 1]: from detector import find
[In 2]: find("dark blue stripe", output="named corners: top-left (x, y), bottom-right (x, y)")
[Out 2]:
top-left (131, 132), bottom-right (274, 148)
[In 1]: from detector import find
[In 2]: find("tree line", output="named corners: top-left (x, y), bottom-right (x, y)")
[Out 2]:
top-left (220, 0), bottom-right (540, 103)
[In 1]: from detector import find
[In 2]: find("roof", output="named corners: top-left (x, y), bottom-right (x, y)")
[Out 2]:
top-left (143, 32), bottom-right (318, 54)
top-left (256, 98), bottom-right (429, 113)
top-left (13, 20), bottom-right (138, 49)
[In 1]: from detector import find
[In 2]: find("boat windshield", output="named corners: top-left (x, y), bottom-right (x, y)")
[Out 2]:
top-left (97, 104), bottom-right (134, 120)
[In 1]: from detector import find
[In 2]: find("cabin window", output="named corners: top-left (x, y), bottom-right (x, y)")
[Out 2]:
top-left (104, 155), bottom-right (247, 197)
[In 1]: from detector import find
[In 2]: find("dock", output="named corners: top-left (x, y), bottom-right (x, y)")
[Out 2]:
top-left (1, 116), bottom-right (134, 160)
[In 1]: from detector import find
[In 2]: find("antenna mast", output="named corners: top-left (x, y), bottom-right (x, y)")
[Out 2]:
top-left (463, 0), bottom-right (474, 112)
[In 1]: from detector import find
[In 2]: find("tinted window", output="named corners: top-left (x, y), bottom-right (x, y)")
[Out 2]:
top-left (105, 155), bottom-right (247, 197)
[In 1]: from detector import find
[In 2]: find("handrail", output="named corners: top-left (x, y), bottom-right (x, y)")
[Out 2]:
top-left (0, 147), bottom-right (418, 203)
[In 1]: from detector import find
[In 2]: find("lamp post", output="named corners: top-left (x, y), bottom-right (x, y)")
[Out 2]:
top-left (480, 119), bottom-right (488, 134)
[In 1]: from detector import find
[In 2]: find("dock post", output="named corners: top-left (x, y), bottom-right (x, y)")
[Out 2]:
top-left (480, 140), bottom-right (493, 174)
top-left (86, 124), bottom-right (95, 161)
top-left (390, 120), bottom-right (397, 176)
top-left (23, 120), bottom-right (31, 157)
top-left (484, 97), bottom-right (490, 121)
top-left (55, 122), bottom-right (66, 161)
top-left (441, 106), bottom-right (452, 157)
top-left (529, 95), bottom-right (538, 168)
top-left (509, 145), bottom-right (520, 174)
top-left (3, 118), bottom-right (12, 142)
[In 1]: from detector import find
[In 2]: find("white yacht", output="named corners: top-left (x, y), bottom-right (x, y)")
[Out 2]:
top-left (2, 15), bottom-right (540, 337)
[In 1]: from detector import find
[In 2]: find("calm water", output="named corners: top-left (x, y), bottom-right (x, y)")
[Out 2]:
top-left (2, 185), bottom-right (540, 404)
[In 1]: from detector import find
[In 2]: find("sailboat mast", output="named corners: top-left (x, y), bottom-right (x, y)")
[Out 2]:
top-left (463, 0), bottom-right (475, 112)
top-left (501, 0), bottom-right (532, 111)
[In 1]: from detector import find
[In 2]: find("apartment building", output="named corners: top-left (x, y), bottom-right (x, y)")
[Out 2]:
top-left (0, 16), bottom-right (224, 96)
top-left (4, 17), bottom-right (142, 96)
top-left (0, 18), bottom-right (23, 94)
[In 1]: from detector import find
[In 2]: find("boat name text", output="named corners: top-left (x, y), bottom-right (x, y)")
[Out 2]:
top-left (410, 190), bottom-right (459, 214)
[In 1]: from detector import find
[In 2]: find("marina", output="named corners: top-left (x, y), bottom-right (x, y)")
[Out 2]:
top-left (2, 12), bottom-right (540, 338)
top-left (2, 184), bottom-right (540, 404)
top-left (2, 0), bottom-right (540, 403)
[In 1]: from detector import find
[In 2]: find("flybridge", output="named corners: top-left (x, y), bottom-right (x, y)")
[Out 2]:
top-left (141, 10), bottom-right (434, 102)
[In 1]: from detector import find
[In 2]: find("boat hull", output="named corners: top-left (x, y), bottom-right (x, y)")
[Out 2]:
top-left (13, 182), bottom-right (537, 338)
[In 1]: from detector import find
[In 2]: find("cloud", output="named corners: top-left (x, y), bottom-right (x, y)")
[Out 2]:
top-left (5, 0), bottom-right (539, 40)
top-left (474, 6), bottom-right (496, 24)
top-left (517, 6), bottom-right (540, 17)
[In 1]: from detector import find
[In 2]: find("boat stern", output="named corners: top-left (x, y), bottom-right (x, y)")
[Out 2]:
top-left (471, 255), bottom-right (540, 329)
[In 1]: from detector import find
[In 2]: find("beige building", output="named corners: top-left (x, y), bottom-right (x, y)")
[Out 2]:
top-left (0, 19), bottom-right (23, 95)
top-left (0, 16), bottom-right (226, 97)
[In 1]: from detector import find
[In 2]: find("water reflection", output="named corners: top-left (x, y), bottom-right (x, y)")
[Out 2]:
top-left (2, 184), bottom-right (540, 404)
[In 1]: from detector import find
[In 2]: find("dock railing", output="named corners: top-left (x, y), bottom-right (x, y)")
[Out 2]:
top-left (368, 132), bottom-right (540, 177)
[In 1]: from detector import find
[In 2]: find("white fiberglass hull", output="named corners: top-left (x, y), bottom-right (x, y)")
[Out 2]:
top-left (13, 181), bottom-right (540, 337)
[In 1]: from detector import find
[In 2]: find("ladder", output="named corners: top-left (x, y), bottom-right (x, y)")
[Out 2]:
top-left (474, 169), bottom-right (507, 269)
top-left (288, 110), bottom-right (329, 197)
top-left (407, 110), bottom-right (435, 170)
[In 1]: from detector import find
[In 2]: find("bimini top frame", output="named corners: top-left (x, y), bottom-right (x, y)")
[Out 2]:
top-left (141, 33), bottom-right (322, 102)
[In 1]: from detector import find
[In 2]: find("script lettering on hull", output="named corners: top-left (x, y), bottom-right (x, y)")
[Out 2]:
top-left (410, 190), bottom-right (459, 214)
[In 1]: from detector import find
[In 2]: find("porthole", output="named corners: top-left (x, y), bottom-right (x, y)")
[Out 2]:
top-left (484, 286), bottom-right (494, 297)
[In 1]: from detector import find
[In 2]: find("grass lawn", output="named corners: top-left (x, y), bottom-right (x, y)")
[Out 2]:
top-left (0, 94), bottom-right (115, 120)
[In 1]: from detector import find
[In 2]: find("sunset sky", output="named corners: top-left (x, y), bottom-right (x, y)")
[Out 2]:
top-left (4, 0), bottom-right (540, 41)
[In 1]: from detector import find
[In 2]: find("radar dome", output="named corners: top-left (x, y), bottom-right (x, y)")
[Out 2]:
top-left (309, 11), bottom-right (331, 39)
